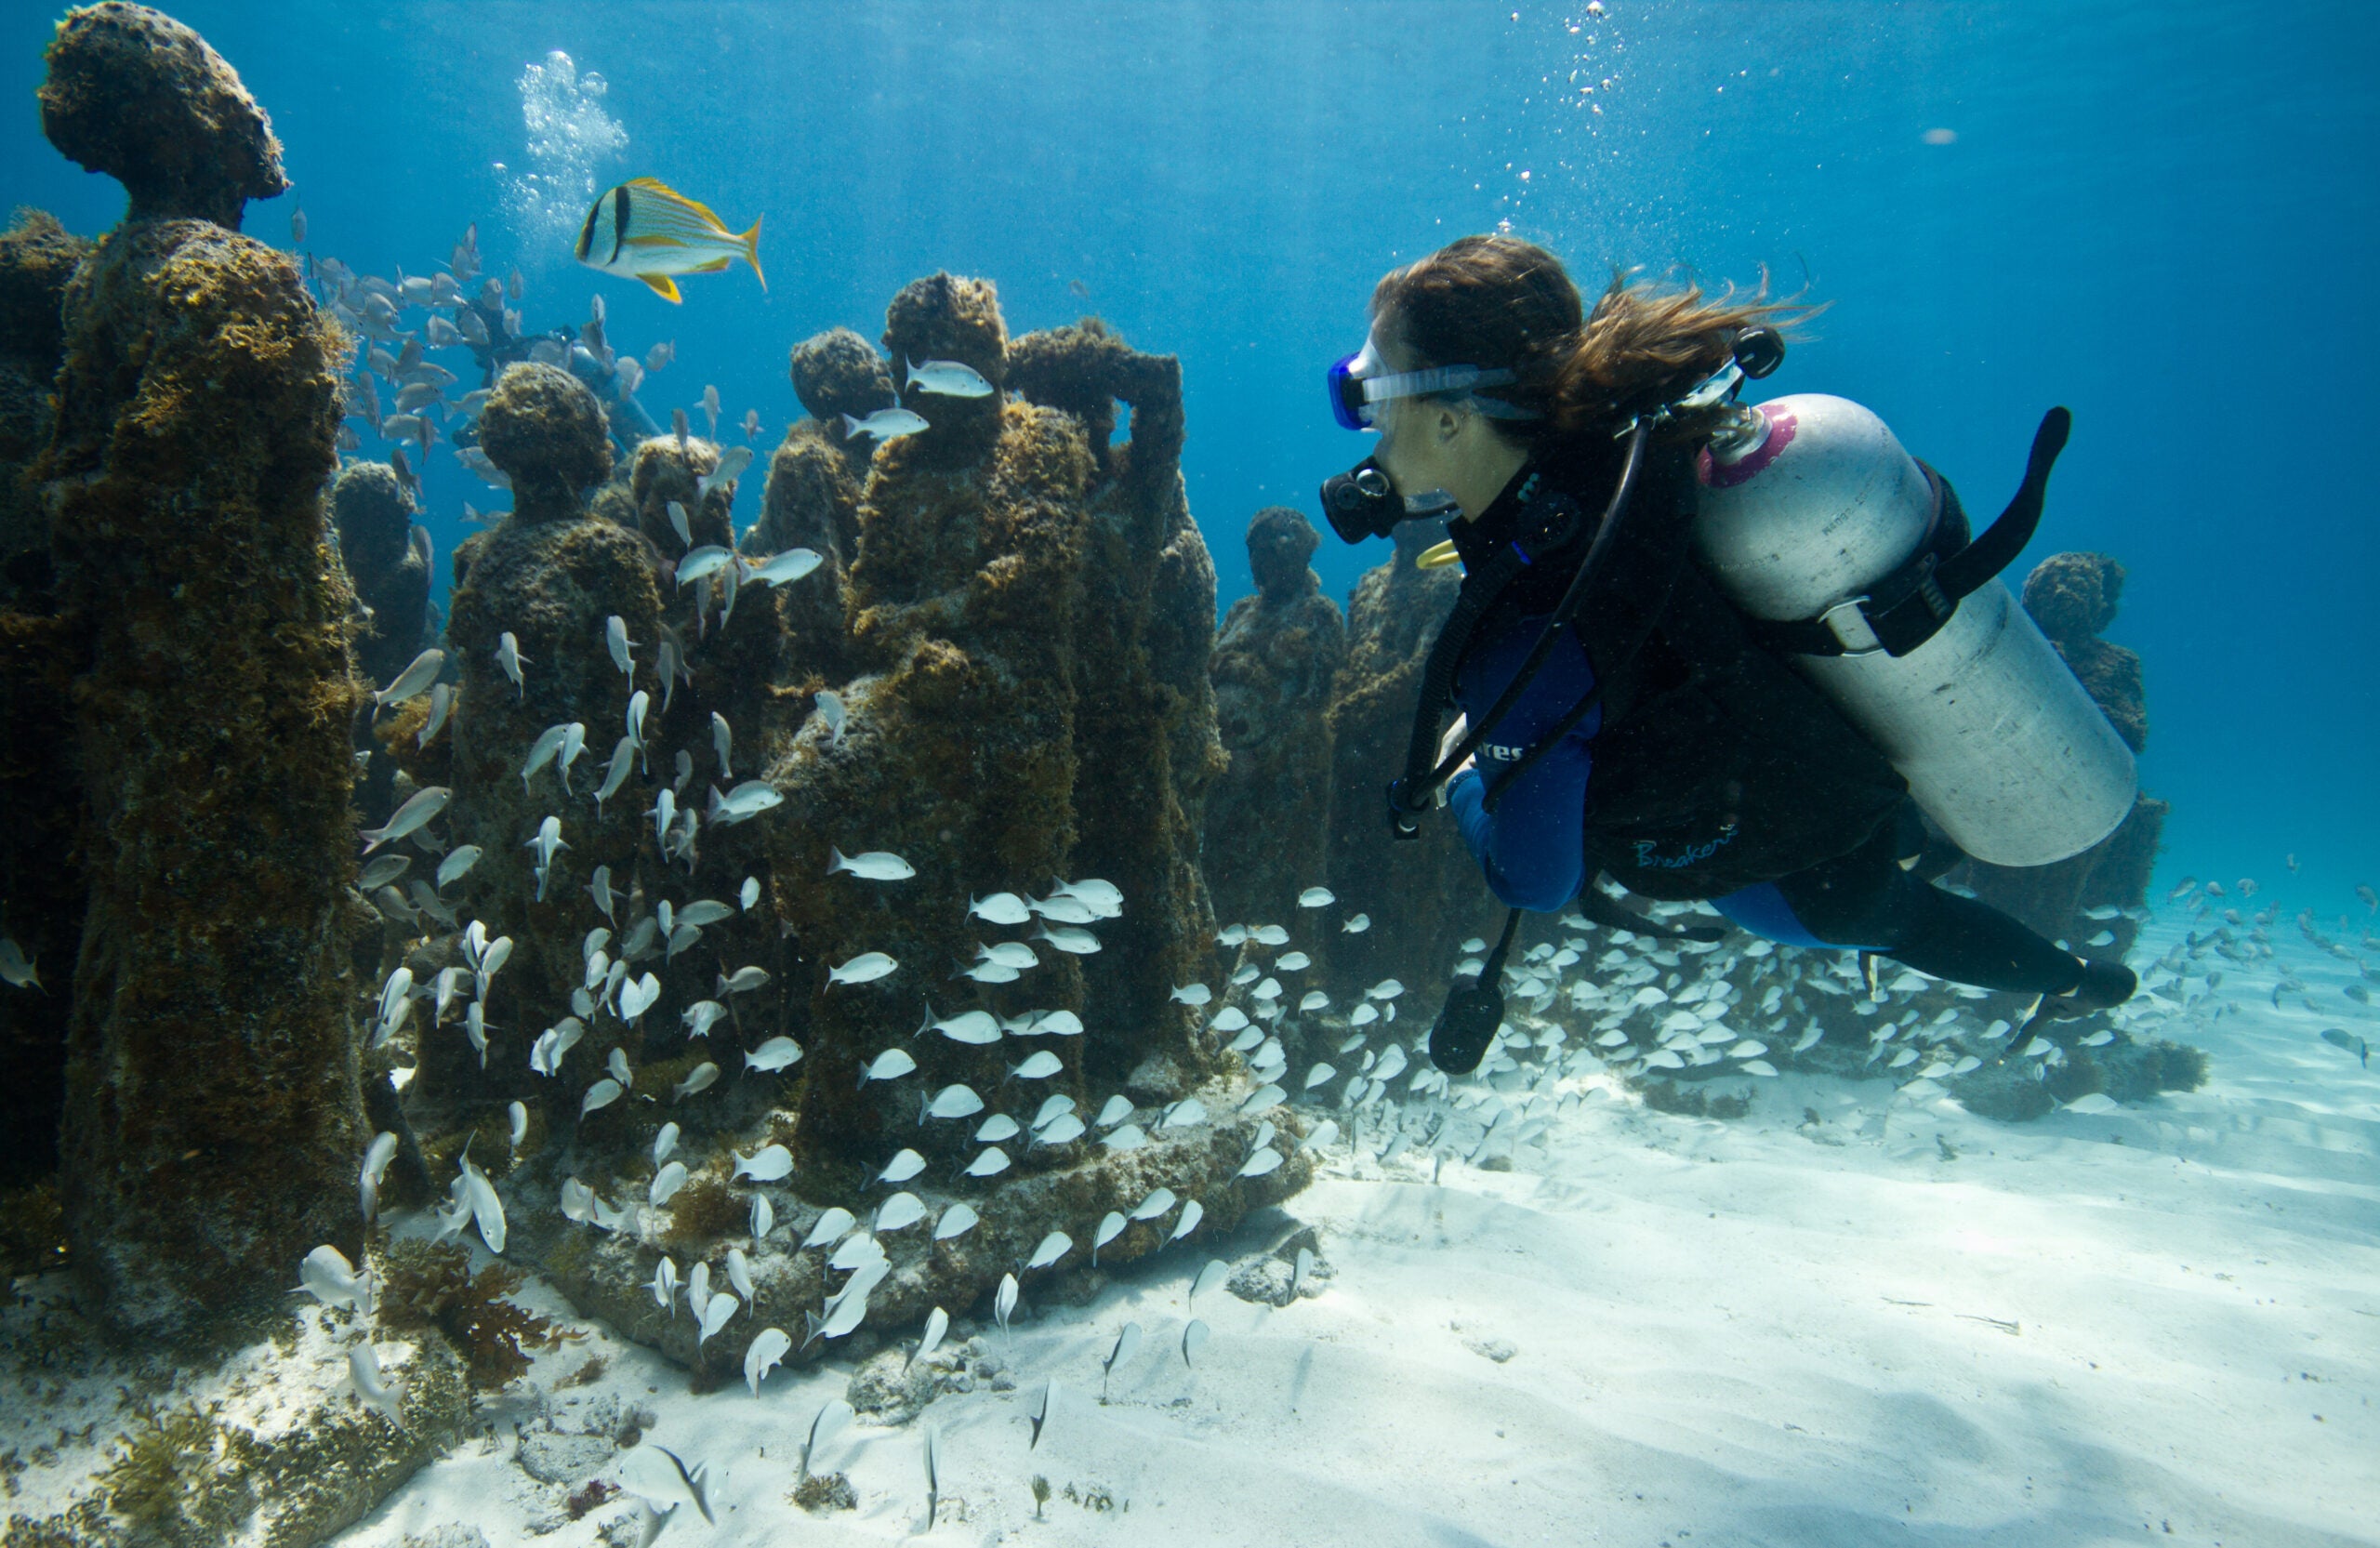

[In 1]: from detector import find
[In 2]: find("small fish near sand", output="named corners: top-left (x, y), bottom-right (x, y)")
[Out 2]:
top-left (2320, 1027), bottom-right (2370, 1067)
top-left (576, 178), bottom-right (764, 304)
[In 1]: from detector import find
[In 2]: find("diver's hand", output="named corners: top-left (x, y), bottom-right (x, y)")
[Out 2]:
top-left (1434, 715), bottom-right (1472, 808)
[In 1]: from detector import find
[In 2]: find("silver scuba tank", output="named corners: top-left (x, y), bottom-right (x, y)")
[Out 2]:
top-left (1690, 392), bottom-right (2135, 868)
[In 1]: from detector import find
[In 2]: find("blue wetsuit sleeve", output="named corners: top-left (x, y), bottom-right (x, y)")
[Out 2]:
top-left (1448, 622), bottom-right (1597, 913)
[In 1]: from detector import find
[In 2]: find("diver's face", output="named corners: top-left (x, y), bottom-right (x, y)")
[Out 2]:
top-left (1368, 320), bottom-right (1503, 521)
top-left (1368, 325), bottom-right (1461, 500)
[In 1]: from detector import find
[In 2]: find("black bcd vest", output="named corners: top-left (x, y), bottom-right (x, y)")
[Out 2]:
top-left (1453, 440), bottom-right (1912, 902)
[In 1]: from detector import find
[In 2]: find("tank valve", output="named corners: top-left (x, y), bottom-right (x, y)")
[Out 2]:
top-left (1705, 403), bottom-right (1771, 465)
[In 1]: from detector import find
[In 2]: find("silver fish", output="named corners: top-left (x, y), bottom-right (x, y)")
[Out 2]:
top-left (595, 737), bottom-right (637, 815)
top-left (524, 814), bottom-right (568, 870)
top-left (620, 1441), bottom-right (715, 1526)
top-left (745, 1036), bottom-right (803, 1073)
top-left (709, 780), bottom-right (783, 824)
top-left (605, 615), bottom-right (635, 676)
top-left (348, 1344), bottom-right (405, 1429)
top-left (374, 647), bottom-right (444, 709)
top-left (416, 681), bottom-right (454, 747)
top-left (496, 632), bottom-right (528, 697)
top-left (859, 1047), bottom-right (918, 1087)
top-left (711, 712), bottom-right (733, 778)
top-left (744, 1326), bottom-right (792, 1396)
top-left (747, 548), bottom-right (822, 587)
top-left (359, 1131), bottom-right (398, 1222)
top-left (814, 689), bottom-right (847, 746)
top-left (841, 407), bottom-right (929, 442)
top-left (1033, 923), bottom-right (1100, 956)
top-left (1030, 893), bottom-right (1099, 925)
top-left (920, 1007), bottom-right (1002, 1045)
top-left (295, 1243), bottom-right (372, 1310)
top-left (719, 965), bottom-right (770, 995)
top-left (557, 722), bottom-right (588, 793)
top-left (829, 951), bottom-right (898, 986)
top-left (676, 546), bottom-right (735, 588)
top-left (698, 444), bottom-right (753, 502)
top-left (361, 786), bottom-right (448, 853)
top-left (673, 1062), bottom-right (721, 1102)
top-left (968, 892), bottom-right (1032, 926)
top-left (904, 357), bottom-right (994, 398)
top-left (734, 1143), bottom-right (794, 1182)
top-left (358, 853), bottom-right (411, 892)
top-left (830, 848), bottom-right (915, 880)
top-left (521, 724), bottom-right (571, 790)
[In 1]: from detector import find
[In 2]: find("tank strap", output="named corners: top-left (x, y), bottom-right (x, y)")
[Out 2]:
top-left (1752, 407), bottom-right (2071, 661)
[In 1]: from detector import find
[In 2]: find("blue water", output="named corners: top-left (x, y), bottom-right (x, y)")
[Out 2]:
top-left (7, 1), bottom-right (2373, 907)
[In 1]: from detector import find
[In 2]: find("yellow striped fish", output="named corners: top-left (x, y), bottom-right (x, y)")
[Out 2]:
top-left (575, 177), bottom-right (764, 304)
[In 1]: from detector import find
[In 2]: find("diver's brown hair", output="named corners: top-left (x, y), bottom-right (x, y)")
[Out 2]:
top-left (1369, 234), bottom-right (1815, 443)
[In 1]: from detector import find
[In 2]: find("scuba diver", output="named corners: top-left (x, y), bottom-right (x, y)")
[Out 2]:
top-left (1316, 236), bottom-right (2140, 1075)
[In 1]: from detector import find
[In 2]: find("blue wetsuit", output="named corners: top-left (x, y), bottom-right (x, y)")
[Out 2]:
top-left (1441, 614), bottom-right (1840, 933)
top-left (1446, 615), bottom-right (1601, 913)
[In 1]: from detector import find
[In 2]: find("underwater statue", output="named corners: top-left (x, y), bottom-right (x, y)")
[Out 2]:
top-left (1205, 505), bottom-right (1347, 939)
top-left (743, 325), bottom-right (896, 678)
top-left (33, 0), bottom-right (368, 1336)
top-left (366, 274), bottom-right (1302, 1378)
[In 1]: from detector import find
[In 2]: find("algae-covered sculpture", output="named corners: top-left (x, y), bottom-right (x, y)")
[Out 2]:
top-left (332, 459), bottom-right (435, 827)
top-left (0, 209), bottom-right (92, 1191)
top-left (0, 210), bottom-right (90, 586)
top-left (35, 0), bottom-right (365, 1336)
top-left (745, 327), bottom-right (895, 676)
top-left (432, 364), bottom-right (669, 1108)
top-left (331, 459), bottom-right (432, 694)
top-left (1206, 507), bottom-right (1346, 935)
top-left (37, 0), bottom-right (285, 230)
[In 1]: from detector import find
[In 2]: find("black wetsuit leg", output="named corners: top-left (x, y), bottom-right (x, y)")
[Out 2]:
top-left (1770, 827), bottom-right (2086, 997)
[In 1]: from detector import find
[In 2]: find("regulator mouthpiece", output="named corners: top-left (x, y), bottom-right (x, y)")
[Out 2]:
top-left (1321, 456), bottom-right (1402, 543)
top-left (1321, 456), bottom-right (1458, 544)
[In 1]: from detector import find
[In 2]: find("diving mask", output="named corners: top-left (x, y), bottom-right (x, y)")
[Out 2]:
top-left (1327, 333), bottom-right (1533, 431)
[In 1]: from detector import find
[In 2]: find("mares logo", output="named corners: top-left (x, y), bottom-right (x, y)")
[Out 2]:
top-left (1631, 824), bottom-right (1739, 871)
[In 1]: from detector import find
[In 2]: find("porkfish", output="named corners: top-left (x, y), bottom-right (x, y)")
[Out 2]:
top-left (575, 178), bottom-right (764, 303)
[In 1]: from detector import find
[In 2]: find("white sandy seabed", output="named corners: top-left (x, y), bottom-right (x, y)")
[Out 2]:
top-left (333, 917), bottom-right (2379, 1548)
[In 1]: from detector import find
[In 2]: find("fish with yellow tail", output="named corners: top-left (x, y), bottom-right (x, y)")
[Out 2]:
top-left (575, 178), bottom-right (764, 304)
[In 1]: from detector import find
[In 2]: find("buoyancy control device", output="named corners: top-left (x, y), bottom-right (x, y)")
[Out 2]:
top-left (1690, 393), bottom-right (2135, 867)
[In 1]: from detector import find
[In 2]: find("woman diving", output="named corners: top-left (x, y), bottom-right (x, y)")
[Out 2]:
top-left (1316, 236), bottom-right (2139, 1074)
